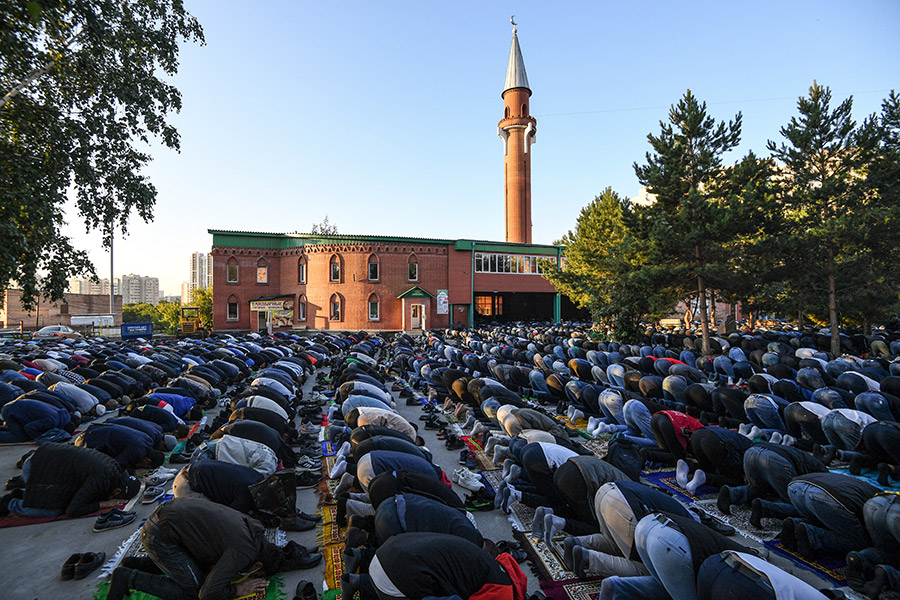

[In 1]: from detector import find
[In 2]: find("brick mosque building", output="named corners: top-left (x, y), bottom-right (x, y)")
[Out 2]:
top-left (209, 25), bottom-right (584, 332)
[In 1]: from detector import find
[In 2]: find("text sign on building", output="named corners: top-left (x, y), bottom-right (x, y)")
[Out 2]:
top-left (249, 300), bottom-right (286, 311)
top-left (436, 290), bottom-right (449, 314)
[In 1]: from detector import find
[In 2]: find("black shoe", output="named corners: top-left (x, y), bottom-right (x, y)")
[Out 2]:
top-left (845, 551), bottom-right (870, 592)
top-left (864, 565), bottom-right (891, 599)
top-left (445, 437), bottom-right (465, 450)
top-left (298, 511), bottom-right (321, 522)
top-left (106, 568), bottom-right (134, 600)
top-left (168, 453), bottom-right (190, 464)
top-left (61, 553), bottom-right (82, 581)
top-left (341, 574), bottom-right (362, 600)
top-left (74, 552), bottom-right (106, 580)
top-left (293, 580), bottom-right (318, 600)
top-left (0, 493), bottom-right (12, 518)
top-left (424, 418), bottom-right (446, 430)
top-left (795, 522), bottom-right (813, 558)
top-left (296, 471), bottom-right (321, 489)
top-left (717, 486), bottom-right (731, 515)
top-left (93, 510), bottom-right (136, 532)
top-left (780, 517), bottom-right (798, 550)
top-left (281, 516), bottom-right (317, 532)
top-left (283, 550), bottom-right (322, 571)
top-left (849, 454), bottom-right (867, 476)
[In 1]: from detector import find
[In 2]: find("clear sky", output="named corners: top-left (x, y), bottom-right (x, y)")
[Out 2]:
top-left (61, 0), bottom-right (900, 297)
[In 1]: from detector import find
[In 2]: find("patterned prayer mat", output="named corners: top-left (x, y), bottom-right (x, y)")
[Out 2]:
top-left (579, 437), bottom-right (609, 458)
top-left (323, 541), bottom-right (346, 591)
top-left (508, 499), bottom-right (537, 533)
top-left (322, 590), bottom-right (343, 600)
top-left (540, 577), bottom-right (605, 600)
top-left (94, 575), bottom-right (285, 600)
top-left (317, 476), bottom-right (339, 505)
top-left (514, 529), bottom-right (574, 581)
top-left (692, 499), bottom-right (781, 544)
top-left (650, 473), bottom-right (718, 502)
top-left (316, 504), bottom-right (346, 547)
top-left (764, 539), bottom-right (847, 585)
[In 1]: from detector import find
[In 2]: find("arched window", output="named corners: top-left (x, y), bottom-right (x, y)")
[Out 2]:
top-left (368, 293), bottom-right (379, 321)
top-left (521, 103), bottom-right (527, 116)
top-left (297, 255), bottom-right (307, 284)
top-left (367, 254), bottom-right (379, 281)
top-left (226, 294), bottom-right (239, 321)
top-left (407, 253), bottom-right (418, 282)
top-left (329, 254), bottom-right (342, 282)
top-left (330, 293), bottom-right (342, 321)
top-left (226, 257), bottom-right (239, 283)
top-left (504, 106), bottom-right (510, 119)
top-left (297, 294), bottom-right (307, 321)
top-left (256, 258), bottom-right (268, 284)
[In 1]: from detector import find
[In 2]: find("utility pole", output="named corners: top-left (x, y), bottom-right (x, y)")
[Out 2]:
top-left (109, 221), bottom-right (115, 325)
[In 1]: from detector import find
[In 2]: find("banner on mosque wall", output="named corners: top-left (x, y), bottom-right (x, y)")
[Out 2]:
top-left (436, 290), bottom-right (449, 314)
top-left (250, 299), bottom-right (288, 311)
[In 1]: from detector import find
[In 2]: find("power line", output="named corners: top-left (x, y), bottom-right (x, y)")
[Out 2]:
top-left (534, 89), bottom-right (894, 118)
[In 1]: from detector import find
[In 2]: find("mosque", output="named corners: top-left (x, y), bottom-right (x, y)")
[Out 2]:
top-left (209, 26), bottom-right (585, 332)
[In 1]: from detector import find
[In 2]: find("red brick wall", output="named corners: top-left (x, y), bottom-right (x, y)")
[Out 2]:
top-left (0, 290), bottom-right (123, 329)
top-left (212, 242), bottom-right (452, 331)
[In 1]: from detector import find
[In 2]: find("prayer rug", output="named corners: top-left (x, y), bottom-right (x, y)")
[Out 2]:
top-left (0, 501), bottom-right (126, 528)
top-left (322, 590), bottom-right (342, 600)
top-left (323, 541), bottom-right (346, 591)
top-left (514, 529), bottom-right (574, 581)
top-left (321, 440), bottom-right (337, 456)
top-left (831, 466), bottom-right (900, 492)
top-left (460, 435), bottom-right (498, 471)
top-left (0, 440), bottom-right (36, 446)
top-left (316, 476), bottom-right (339, 506)
top-left (481, 469), bottom-right (504, 494)
top-left (507, 499), bottom-right (537, 534)
top-left (94, 575), bottom-right (286, 600)
top-left (764, 539), bottom-right (847, 585)
top-left (692, 499), bottom-right (781, 544)
top-left (648, 472), bottom-right (718, 502)
top-left (579, 437), bottom-right (609, 459)
top-left (316, 504), bottom-right (346, 547)
top-left (540, 577), bottom-right (605, 600)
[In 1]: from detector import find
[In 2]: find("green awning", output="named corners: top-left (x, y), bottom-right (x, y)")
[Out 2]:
top-left (397, 286), bottom-right (435, 299)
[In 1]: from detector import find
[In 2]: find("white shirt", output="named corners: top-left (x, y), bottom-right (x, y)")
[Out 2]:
top-left (536, 442), bottom-right (578, 469)
top-left (722, 552), bottom-right (828, 600)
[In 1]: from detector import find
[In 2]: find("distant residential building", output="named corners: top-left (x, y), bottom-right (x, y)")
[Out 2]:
top-left (119, 274), bottom-right (160, 305)
top-left (188, 251), bottom-right (212, 302)
top-left (69, 277), bottom-right (115, 296)
top-left (161, 295), bottom-right (181, 303)
top-left (181, 281), bottom-right (191, 305)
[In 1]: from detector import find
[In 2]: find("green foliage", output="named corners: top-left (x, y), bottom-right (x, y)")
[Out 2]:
top-left (122, 300), bottom-right (182, 334)
top-left (633, 90), bottom-right (743, 354)
top-left (542, 188), bottom-right (670, 340)
top-left (192, 286), bottom-right (214, 328)
top-left (310, 216), bottom-right (338, 235)
top-left (1, 0), bottom-right (205, 310)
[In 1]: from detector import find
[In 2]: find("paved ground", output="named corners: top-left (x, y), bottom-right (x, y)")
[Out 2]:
top-left (0, 361), bottom-right (841, 600)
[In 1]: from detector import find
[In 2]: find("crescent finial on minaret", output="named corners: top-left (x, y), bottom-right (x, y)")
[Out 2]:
top-left (510, 15), bottom-right (517, 33)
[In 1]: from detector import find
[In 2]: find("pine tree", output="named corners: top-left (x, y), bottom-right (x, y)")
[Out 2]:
top-left (634, 90), bottom-right (742, 354)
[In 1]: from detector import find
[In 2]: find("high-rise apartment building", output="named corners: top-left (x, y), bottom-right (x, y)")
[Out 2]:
top-left (118, 274), bottom-right (160, 305)
top-left (69, 278), bottom-right (117, 296)
top-left (187, 251), bottom-right (211, 303)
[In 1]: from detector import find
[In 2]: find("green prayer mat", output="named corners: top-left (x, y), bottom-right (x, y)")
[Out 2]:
top-left (95, 574), bottom-right (286, 600)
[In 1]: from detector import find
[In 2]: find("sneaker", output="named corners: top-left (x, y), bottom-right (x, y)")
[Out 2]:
top-left (465, 452), bottom-right (477, 469)
top-left (457, 469), bottom-right (484, 492)
top-left (458, 449), bottom-right (469, 465)
top-left (144, 473), bottom-right (175, 488)
top-left (93, 510), bottom-right (136, 532)
top-left (296, 471), bottom-right (321, 489)
top-left (141, 486), bottom-right (166, 504)
top-left (445, 436), bottom-right (465, 451)
top-left (296, 456), bottom-right (322, 470)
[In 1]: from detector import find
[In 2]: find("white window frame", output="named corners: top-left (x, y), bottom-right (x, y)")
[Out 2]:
top-left (226, 264), bottom-right (239, 283)
top-left (298, 261), bottom-right (306, 284)
top-left (368, 261), bottom-right (379, 281)
top-left (368, 300), bottom-right (379, 321)
top-left (226, 301), bottom-right (239, 321)
top-left (297, 300), bottom-right (306, 321)
top-left (408, 261), bottom-right (418, 282)
top-left (330, 260), bottom-right (340, 282)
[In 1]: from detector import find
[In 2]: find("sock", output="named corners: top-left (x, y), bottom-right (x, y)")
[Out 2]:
top-left (494, 481), bottom-right (508, 509)
top-left (769, 431), bottom-right (783, 444)
top-left (530, 506), bottom-right (549, 542)
top-left (329, 456), bottom-right (347, 479)
top-left (493, 445), bottom-right (509, 465)
top-left (587, 417), bottom-right (600, 432)
top-left (566, 405), bottom-right (575, 420)
top-left (503, 486), bottom-right (521, 513)
top-left (571, 409), bottom-right (585, 422)
top-left (685, 469), bottom-right (706, 495)
top-left (675, 459), bottom-right (690, 488)
top-left (501, 459), bottom-right (514, 479)
top-left (470, 422), bottom-right (485, 437)
top-left (504, 464), bottom-right (521, 483)
top-left (544, 514), bottom-right (566, 547)
top-left (739, 423), bottom-right (752, 436)
top-left (336, 441), bottom-right (351, 460)
top-left (334, 472), bottom-right (355, 497)
top-left (748, 426), bottom-right (762, 440)
top-left (462, 414), bottom-right (475, 429)
top-left (781, 434), bottom-right (795, 446)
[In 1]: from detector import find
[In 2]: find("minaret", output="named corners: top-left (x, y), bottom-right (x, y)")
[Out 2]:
top-left (498, 19), bottom-right (536, 244)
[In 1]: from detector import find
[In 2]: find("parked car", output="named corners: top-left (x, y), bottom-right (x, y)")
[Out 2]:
top-left (32, 325), bottom-right (82, 339)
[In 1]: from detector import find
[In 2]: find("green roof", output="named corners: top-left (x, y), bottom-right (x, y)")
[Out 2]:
top-left (397, 286), bottom-right (435, 299)
top-left (209, 230), bottom-right (563, 255)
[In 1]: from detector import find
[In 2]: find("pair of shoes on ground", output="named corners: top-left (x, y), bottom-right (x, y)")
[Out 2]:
top-left (93, 508), bottom-right (136, 532)
top-left (296, 470), bottom-right (321, 489)
top-left (142, 486), bottom-right (167, 504)
top-left (452, 467), bottom-right (484, 492)
top-left (458, 449), bottom-right (477, 469)
top-left (464, 487), bottom-right (495, 511)
top-left (296, 456), bottom-right (322, 471)
top-left (293, 579), bottom-right (319, 600)
top-left (445, 435), bottom-right (465, 450)
top-left (61, 552), bottom-right (106, 580)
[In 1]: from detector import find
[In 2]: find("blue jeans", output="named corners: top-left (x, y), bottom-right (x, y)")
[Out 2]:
top-left (787, 479), bottom-right (870, 555)
top-left (863, 493), bottom-right (900, 553)
top-left (744, 395), bottom-right (786, 434)
top-left (140, 516), bottom-right (204, 597)
top-left (821, 410), bottom-right (865, 450)
top-left (697, 552), bottom-right (779, 600)
top-left (855, 393), bottom-right (895, 421)
top-left (623, 400), bottom-right (654, 440)
top-left (598, 390), bottom-right (628, 428)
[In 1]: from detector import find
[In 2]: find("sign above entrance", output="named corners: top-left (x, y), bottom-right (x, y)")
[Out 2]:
top-left (250, 299), bottom-right (287, 311)
top-left (436, 289), bottom-right (449, 314)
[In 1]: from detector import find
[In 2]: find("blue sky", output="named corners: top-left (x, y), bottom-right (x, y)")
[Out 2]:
top-left (62, 0), bottom-right (900, 296)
